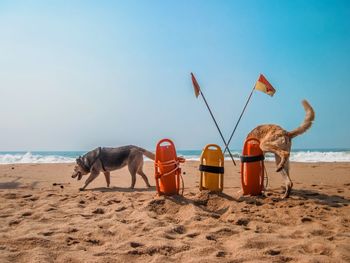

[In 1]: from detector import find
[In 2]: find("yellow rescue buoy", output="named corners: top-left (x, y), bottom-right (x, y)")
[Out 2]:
top-left (199, 144), bottom-right (224, 192)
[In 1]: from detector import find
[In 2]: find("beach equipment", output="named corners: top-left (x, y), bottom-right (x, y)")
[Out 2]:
top-left (154, 139), bottom-right (185, 195)
top-left (224, 74), bottom-right (276, 155)
top-left (199, 144), bottom-right (224, 192)
top-left (240, 138), bottom-right (265, 195)
top-left (191, 73), bottom-right (236, 166)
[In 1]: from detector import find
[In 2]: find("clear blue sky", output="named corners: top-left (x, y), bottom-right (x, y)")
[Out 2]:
top-left (0, 0), bottom-right (349, 151)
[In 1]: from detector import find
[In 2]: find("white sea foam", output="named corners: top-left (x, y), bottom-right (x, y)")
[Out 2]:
top-left (223, 151), bottom-right (350, 163)
top-left (0, 152), bottom-right (75, 164)
top-left (289, 151), bottom-right (350, 163)
top-left (0, 150), bottom-right (349, 164)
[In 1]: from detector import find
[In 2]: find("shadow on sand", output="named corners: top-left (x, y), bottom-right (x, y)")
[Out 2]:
top-left (89, 186), bottom-right (156, 193)
top-left (0, 177), bottom-right (22, 189)
top-left (292, 188), bottom-right (350, 207)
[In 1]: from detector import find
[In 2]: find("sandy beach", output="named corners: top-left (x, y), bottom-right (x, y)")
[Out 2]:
top-left (0, 161), bottom-right (349, 263)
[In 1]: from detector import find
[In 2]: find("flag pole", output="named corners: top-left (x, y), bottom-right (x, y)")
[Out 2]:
top-left (199, 91), bottom-right (236, 166)
top-left (223, 86), bottom-right (255, 154)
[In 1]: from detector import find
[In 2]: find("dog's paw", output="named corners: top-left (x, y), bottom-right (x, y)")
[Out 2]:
top-left (282, 193), bottom-right (289, 199)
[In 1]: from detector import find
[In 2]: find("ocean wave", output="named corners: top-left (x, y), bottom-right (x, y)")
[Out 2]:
top-left (0, 152), bottom-right (75, 164)
top-left (289, 151), bottom-right (350, 162)
top-left (1, 150), bottom-right (349, 164)
top-left (188, 151), bottom-right (350, 163)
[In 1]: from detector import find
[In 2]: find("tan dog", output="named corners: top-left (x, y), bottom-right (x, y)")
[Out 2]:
top-left (246, 100), bottom-right (315, 198)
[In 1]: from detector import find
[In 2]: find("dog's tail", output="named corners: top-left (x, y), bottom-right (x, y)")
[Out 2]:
top-left (138, 148), bottom-right (155, 160)
top-left (287, 100), bottom-right (315, 139)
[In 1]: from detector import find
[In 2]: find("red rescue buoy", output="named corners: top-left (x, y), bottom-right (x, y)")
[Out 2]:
top-left (154, 139), bottom-right (185, 195)
top-left (240, 138), bottom-right (265, 196)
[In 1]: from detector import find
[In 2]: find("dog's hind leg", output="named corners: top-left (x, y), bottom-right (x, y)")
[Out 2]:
top-left (282, 160), bottom-right (293, 198)
top-left (137, 168), bottom-right (151, 187)
top-left (260, 142), bottom-right (289, 172)
top-left (128, 163), bottom-right (137, 189)
top-left (275, 155), bottom-right (293, 198)
top-left (135, 156), bottom-right (151, 187)
top-left (80, 170), bottom-right (100, 191)
top-left (103, 171), bottom-right (111, 188)
top-left (128, 151), bottom-right (147, 189)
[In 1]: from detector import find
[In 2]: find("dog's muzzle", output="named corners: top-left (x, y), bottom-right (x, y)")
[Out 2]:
top-left (72, 171), bottom-right (82, 180)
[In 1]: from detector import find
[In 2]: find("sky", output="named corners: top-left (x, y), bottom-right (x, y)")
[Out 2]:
top-left (0, 0), bottom-right (349, 151)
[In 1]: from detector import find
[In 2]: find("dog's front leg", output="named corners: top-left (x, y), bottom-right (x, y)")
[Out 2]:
top-left (103, 171), bottom-right (111, 188)
top-left (80, 171), bottom-right (100, 191)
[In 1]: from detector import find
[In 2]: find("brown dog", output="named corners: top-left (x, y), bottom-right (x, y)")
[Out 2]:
top-left (246, 100), bottom-right (315, 198)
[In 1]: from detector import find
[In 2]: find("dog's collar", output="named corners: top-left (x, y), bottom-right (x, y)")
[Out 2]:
top-left (78, 147), bottom-right (107, 173)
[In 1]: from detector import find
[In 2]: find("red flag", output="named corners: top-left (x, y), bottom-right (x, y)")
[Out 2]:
top-left (255, 74), bottom-right (276, 96)
top-left (191, 72), bottom-right (201, 98)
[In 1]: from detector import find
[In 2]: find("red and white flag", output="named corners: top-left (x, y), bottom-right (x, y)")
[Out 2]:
top-left (255, 74), bottom-right (276, 96)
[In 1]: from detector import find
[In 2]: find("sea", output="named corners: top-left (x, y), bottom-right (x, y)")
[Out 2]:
top-left (0, 149), bottom-right (349, 164)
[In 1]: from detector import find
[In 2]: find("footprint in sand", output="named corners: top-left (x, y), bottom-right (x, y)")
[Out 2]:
top-left (300, 243), bottom-right (333, 256)
top-left (29, 196), bottom-right (39, 202)
top-left (66, 237), bottom-right (80, 246)
top-left (115, 206), bottom-right (127, 212)
top-left (170, 225), bottom-right (186, 234)
top-left (128, 244), bottom-right (189, 256)
top-left (39, 231), bottom-right (55, 236)
top-left (8, 219), bottom-right (21, 226)
top-left (106, 199), bottom-right (121, 205)
top-left (243, 239), bottom-right (270, 249)
top-left (130, 242), bottom-right (144, 248)
top-left (66, 228), bottom-right (79, 233)
top-left (85, 239), bottom-right (102, 246)
top-left (216, 251), bottom-right (226, 257)
top-left (205, 234), bottom-right (216, 241)
top-left (92, 208), bottom-right (105, 214)
top-left (162, 225), bottom-right (186, 239)
top-left (45, 207), bottom-right (56, 212)
top-left (205, 228), bottom-right (238, 242)
top-left (265, 249), bottom-right (281, 256)
top-left (186, 232), bottom-right (200, 238)
top-left (301, 217), bottom-right (312, 223)
top-left (310, 229), bottom-right (333, 237)
top-left (235, 218), bottom-right (250, 226)
top-left (3, 193), bottom-right (17, 199)
top-left (21, 211), bottom-right (32, 217)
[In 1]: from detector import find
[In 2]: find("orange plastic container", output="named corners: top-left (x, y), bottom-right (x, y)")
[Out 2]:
top-left (240, 138), bottom-right (265, 195)
top-left (154, 139), bottom-right (184, 195)
top-left (199, 144), bottom-right (224, 192)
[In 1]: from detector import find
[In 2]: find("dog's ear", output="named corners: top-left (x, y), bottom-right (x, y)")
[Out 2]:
top-left (76, 157), bottom-right (84, 167)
